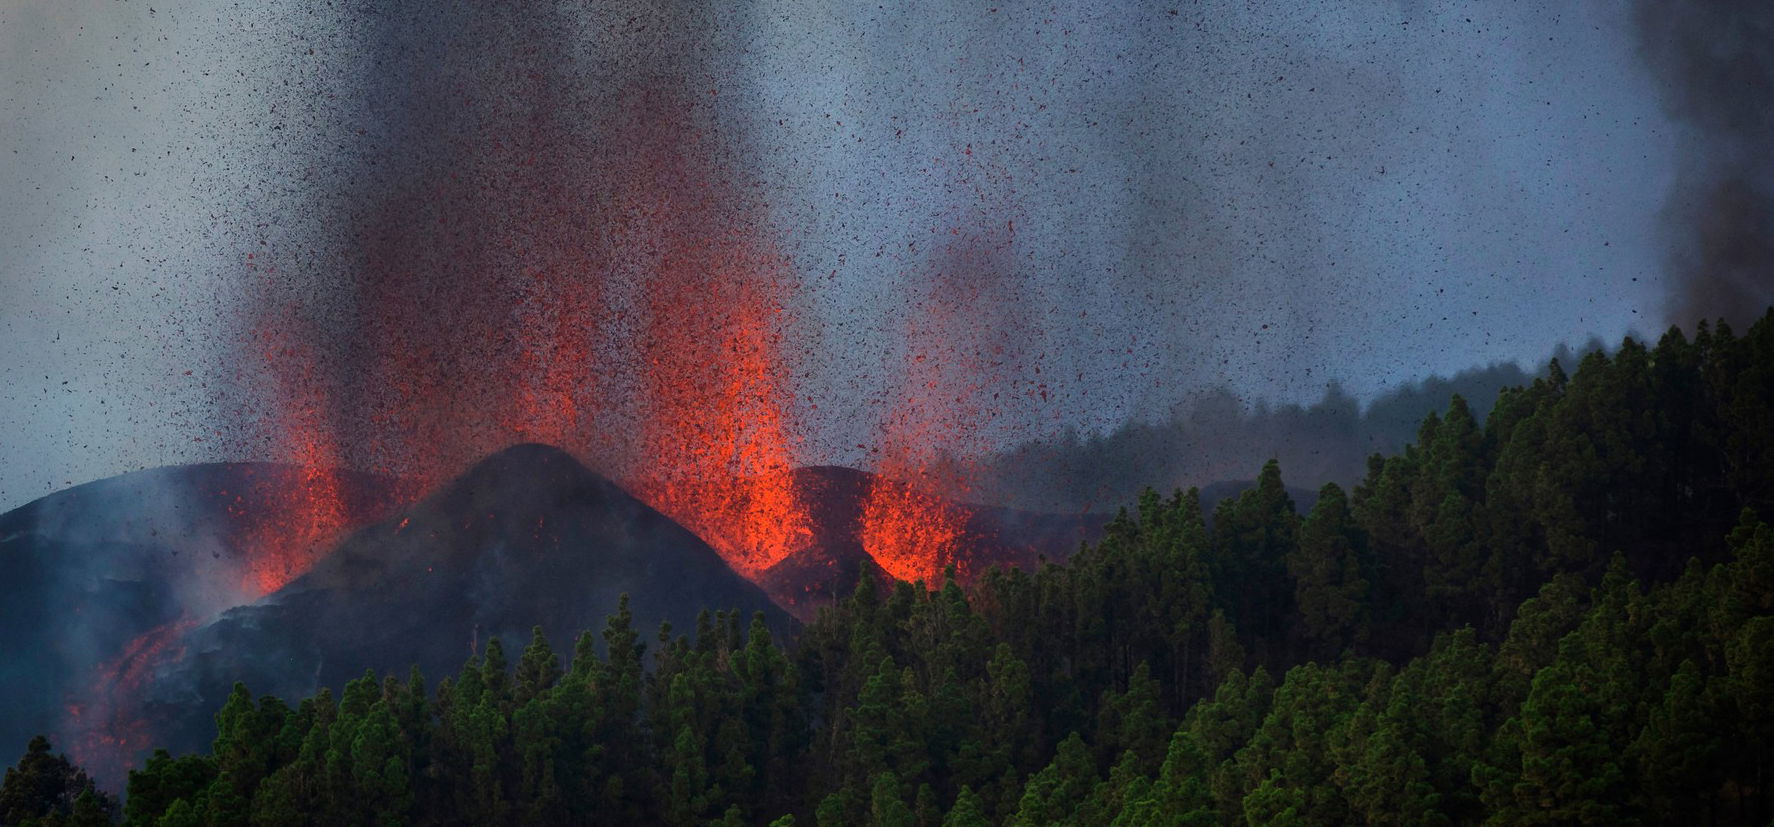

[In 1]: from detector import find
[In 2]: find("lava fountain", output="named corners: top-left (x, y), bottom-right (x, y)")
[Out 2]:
top-left (859, 219), bottom-right (1040, 584)
top-left (215, 3), bottom-right (1050, 597)
top-left (59, 2), bottom-right (1050, 785)
top-left (234, 57), bottom-right (817, 580)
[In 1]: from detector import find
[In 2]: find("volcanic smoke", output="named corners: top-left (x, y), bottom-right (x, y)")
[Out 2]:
top-left (1632, 0), bottom-right (1774, 328)
top-left (220, 3), bottom-right (1037, 590)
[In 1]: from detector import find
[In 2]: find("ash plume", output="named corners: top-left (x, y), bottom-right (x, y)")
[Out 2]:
top-left (233, 1), bottom-right (800, 487)
top-left (1633, 0), bottom-right (1774, 328)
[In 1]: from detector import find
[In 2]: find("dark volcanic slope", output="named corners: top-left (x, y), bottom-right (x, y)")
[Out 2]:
top-left (760, 466), bottom-right (1110, 619)
top-left (0, 462), bottom-right (399, 774)
top-left (756, 467), bottom-right (879, 615)
top-left (144, 443), bottom-right (794, 755)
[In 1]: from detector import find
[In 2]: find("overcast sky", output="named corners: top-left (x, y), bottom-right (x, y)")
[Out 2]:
top-left (0, 0), bottom-right (1680, 509)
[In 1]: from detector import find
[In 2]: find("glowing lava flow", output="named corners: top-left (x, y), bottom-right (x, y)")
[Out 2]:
top-left (65, 618), bottom-right (198, 784)
top-left (231, 83), bottom-right (817, 579)
top-left (858, 303), bottom-right (981, 585)
top-left (633, 268), bottom-right (811, 576)
top-left (859, 345), bottom-right (975, 585)
top-left (859, 474), bottom-right (969, 584)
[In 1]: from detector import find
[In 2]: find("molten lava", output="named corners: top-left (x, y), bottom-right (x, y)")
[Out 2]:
top-left (857, 222), bottom-right (1034, 583)
top-left (238, 310), bottom-right (355, 594)
top-left (65, 618), bottom-right (197, 783)
top-left (859, 474), bottom-right (968, 584)
top-left (234, 84), bottom-right (814, 580)
top-left (51, 8), bottom-right (1069, 798)
top-left (225, 20), bottom-right (1028, 591)
top-left (621, 120), bottom-right (812, 574)
top-left (631, 268), bottom-right (812, 576)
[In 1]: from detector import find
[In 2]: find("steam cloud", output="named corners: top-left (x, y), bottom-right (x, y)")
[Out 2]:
top-left (1633, 0), bottom-right (1774, 328)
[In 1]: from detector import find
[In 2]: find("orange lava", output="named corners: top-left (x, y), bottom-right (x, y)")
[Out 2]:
top-left (858, 221), bottom-right (1031, 584)
top-left (631, 269), bottom-right (811, 575)
top-left (615, 93), bottom-right (811, 576)
top-left (859, 361), bottom-right (975, 585)
top-left (240, 315), bottom-right (352, 594)
top-left (857, 307), bottom-right (979, 584)
top-left (65, 617), bottom-right (197, 783)
top-left (859, 475), bottom-right (968, 584)
top-left (238, 84), bottom-right (813, 580)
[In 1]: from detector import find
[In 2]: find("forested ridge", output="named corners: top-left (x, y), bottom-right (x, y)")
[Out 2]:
top-left (7, 313), bottom-right (1774, 826)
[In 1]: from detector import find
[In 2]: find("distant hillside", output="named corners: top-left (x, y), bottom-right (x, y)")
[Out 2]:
top-left (965, 359), bottom-right (1541, 512)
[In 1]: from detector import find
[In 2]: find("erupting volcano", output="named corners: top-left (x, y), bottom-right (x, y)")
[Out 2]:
top-left (63, 617), bottom-right (196, 784)
top-left (0, 460), bottom-right (406, 785)
top-left (216, 2), bottom-right (1037, 595)
top-left (237, 86), bottom-right (828, 582)
top-left (10, 7), bottom-right (1088, 780)
top-left (8, 0), bottom-right (1772, 822)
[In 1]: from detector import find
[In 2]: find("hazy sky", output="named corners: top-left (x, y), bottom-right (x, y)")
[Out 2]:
top-left (0, 0), bottom-right (1681, 509)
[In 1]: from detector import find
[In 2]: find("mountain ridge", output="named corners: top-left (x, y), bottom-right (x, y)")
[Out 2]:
top-left (135, 442), bottom-right (795, 758)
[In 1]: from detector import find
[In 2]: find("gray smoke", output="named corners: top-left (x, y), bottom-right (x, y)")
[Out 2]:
top-left (0, 0), bottom-right (1684, 510)
top-left (1633, 0), bottom-right (1774, 328)
top-left (965, 359), bottom-right (1538, 514)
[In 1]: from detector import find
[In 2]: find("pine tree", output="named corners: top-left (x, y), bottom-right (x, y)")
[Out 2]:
top-left (942, 786), bottom-right (990, 827)
top-left (1008, 733), bottom-right (1096, 827)
top-left (866, 771), bottom-right (914, 827)
top-left (1287, 483), bottom-right (1371, 662)
top-left (1094, 662), bottom-right (1170, 771)
top-left (124, 750), bottom-right (216, 827)
top-left (1340, 712), bottom-right (1445, 827)
top-left (515, 626), bottom-right (563, 707)
top-left (1491, 639), bottom-right (1635, 825)
top-left (351, 700), bottom-right (413, 825)
top-left (1629, 659), bottom-right (1723, 823)
top-left (1118, 728), bottom-right (1215, 826)
top-left (0, 736), bottom-right (116, 826)
top-left (1241, 770), bottom-right (1308, 827)
top-left (154, 797), bottom-right (201, 827)
top-left (1209, 460), bottom-right (1300, 658)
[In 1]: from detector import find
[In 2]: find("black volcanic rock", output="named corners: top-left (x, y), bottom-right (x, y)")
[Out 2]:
top-left (760, 466), bottom-right (1109, 619)
top-left (756, 466), bottom-right (882, 614)
top-left (144, 443), bottom-right (795, 755)
top-left (0, 462), bottom-right (400, 780)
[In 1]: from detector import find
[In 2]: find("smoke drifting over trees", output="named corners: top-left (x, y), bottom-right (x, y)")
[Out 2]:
top-left (1633, 0), bottom-right (1774, 328)
top-left (965, 359), bottom-right (1539, 513)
